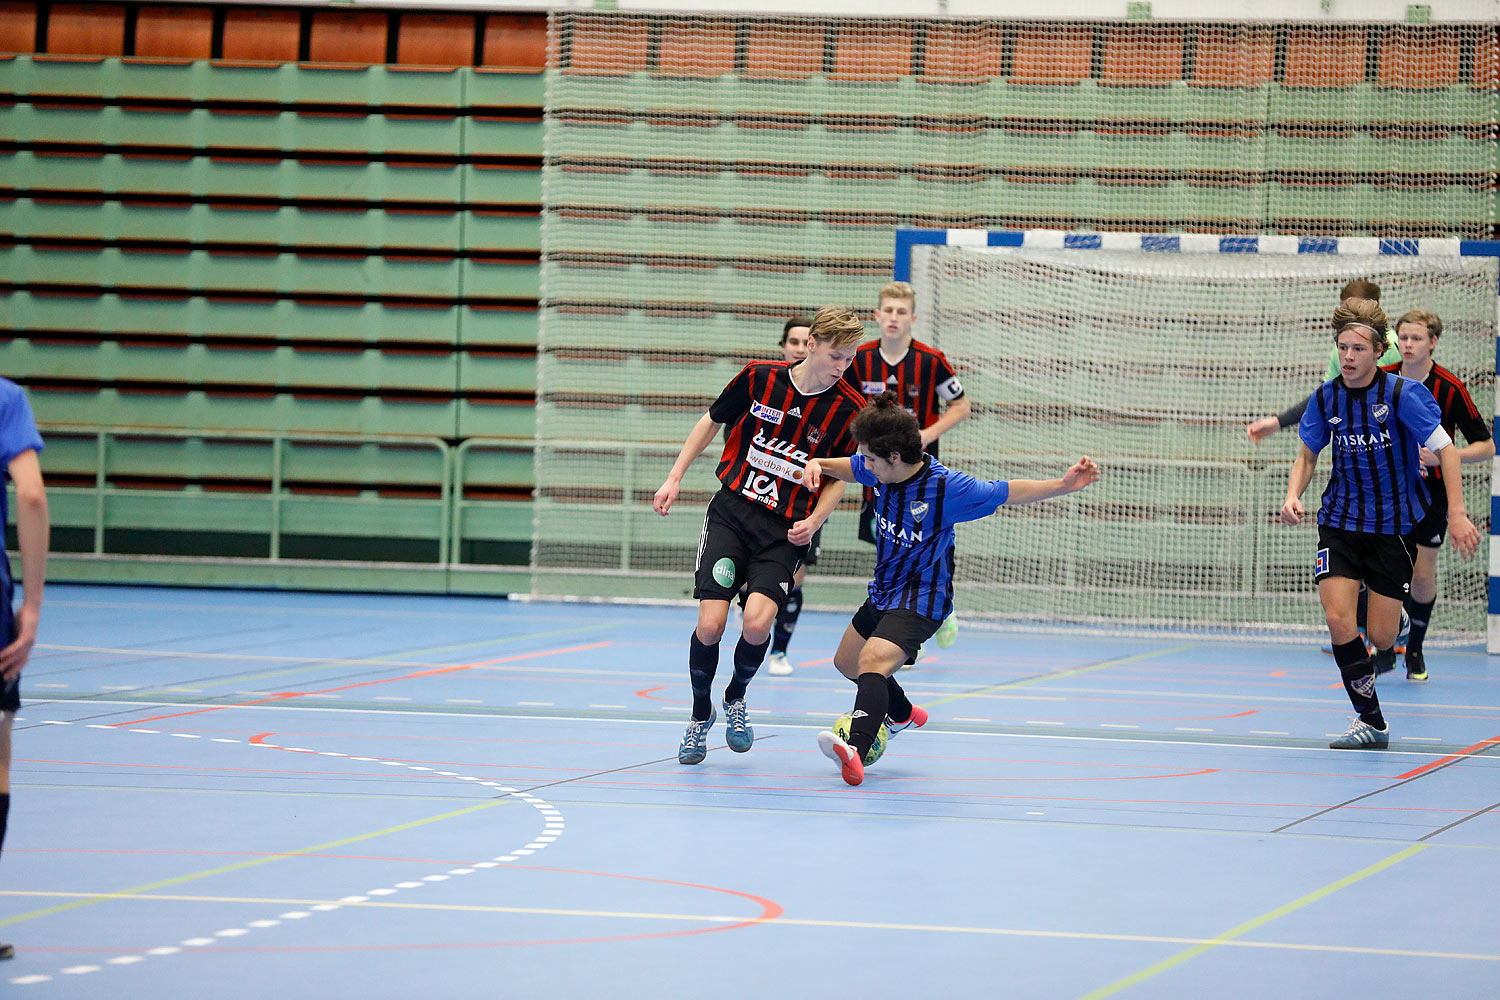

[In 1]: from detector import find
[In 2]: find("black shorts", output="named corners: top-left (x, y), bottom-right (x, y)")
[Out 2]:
top-left (1315, 524), bottom-right (1417, 601)
top-left (850, 599), bottom-right (944, 663)
top-left (694, 489), bottom-right (806, 607)
top-left (1408, 490), bottom-right (1447, 548)
top-left (0, 573), bottom-right (16, 714)
top-left (806, 525), bottom-right (823, 567)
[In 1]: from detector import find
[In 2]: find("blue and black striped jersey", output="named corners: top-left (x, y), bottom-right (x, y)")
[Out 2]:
top-left (1298, 369), bottom-right (1447, 535)
top-left (850, 454), bottom-right (1008, 620)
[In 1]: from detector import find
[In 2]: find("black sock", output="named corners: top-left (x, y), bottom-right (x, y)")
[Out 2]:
top-left (1333, 637), bottom-right (1384, 728)
top-left (1, 792), bottom-right (8, 855)
top-left (848, 673), bottom-right (889, 760)
top-left (1356, 583), bottom-right (1369, 632)
top-left (771, 587), bottom-right (802, 655)
top-left (885, 675), bottom-right (913, 725)
top-left (723, 635), bottom-right (769, 703)
top-left (688, 632), bottom-right (719, 722)
top-left (1406, 597), bottom-right (1434, 655)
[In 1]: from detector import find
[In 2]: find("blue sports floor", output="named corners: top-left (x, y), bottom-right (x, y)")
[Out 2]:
top-left (3, 584), bottom-right (1498, 998)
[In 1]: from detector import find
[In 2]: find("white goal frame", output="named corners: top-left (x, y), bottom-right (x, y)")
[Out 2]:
top-left (894, 228), bottom-right (1500, 652)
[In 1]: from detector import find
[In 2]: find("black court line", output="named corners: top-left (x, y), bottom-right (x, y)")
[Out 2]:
top-left (1272, 749), bottom-right (1496, 835)
top-left (1418, 798), bottom-right (1500, 841)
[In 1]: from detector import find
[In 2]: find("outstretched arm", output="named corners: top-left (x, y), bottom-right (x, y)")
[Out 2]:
top-left (1247, 394), bottom-right (1313, 444)
top-left (653, 412), bottom-right (723, 516)
top-left (1004, 457), bottom-right (1100, 506)
top-left (801, 457), bottom-right (856, 490)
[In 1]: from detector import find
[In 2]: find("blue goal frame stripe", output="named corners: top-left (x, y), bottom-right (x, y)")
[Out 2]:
top-left (892, 227), bottom-right (1500, 283)
top-left (891, 227), bottom-right (1500, 644)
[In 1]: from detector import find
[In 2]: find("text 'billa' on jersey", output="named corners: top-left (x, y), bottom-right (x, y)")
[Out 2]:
top-left (850, 453), bottom-right (1009, 621)
top-left (709, 361), bottom-right (864, 522)
top-left (1298, 369), bottom-right (1446, 535)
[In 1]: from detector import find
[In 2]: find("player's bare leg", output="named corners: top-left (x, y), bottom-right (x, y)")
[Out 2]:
top-left (767, 564), bottom-right (807, 676)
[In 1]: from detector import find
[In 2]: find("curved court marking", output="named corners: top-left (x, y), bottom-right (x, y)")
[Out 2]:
top-left (6, 723), bottom-right (570, 986)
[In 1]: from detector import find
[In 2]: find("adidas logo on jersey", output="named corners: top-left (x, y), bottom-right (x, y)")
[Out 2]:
top-left (787, 406), bottom-right (802, 418)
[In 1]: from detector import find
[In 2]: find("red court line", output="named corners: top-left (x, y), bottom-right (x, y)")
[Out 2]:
top-left (1396, 732), bottom-right (1500, 779)
top-left (114, 642), bottom-right (612, 727)
top-left (17, 758), bottom-right (400, 776)
top-left (17, 864), bottom-right (783, 953)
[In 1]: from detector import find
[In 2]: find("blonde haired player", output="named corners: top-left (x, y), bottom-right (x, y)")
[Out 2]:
top-left (1376, 309), bottom-right (1493, 681)
top-left (655, 306), bottom-right (868, 765)
top-left (1281, 299), bottom-right (1477, 749)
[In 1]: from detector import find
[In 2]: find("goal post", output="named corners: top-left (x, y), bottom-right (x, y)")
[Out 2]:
top-left (896, 228), bottom-right (1500, 646)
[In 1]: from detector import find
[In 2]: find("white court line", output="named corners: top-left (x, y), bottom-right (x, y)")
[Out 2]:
top-left (48, 700), bottom-right (1471, 757)
top-left (10, 722), bottom-right (569, 987)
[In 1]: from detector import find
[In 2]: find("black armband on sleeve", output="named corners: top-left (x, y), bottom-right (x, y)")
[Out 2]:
top-left (1277, 395), bottom-right (1311, 430)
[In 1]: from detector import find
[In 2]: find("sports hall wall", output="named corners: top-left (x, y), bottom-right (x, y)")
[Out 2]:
top-left (2, 5), bottom-right (1497, 597)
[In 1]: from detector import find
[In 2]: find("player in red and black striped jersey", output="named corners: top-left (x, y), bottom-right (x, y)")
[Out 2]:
top-left (849, 281), bottom-right (972, 651)
top-left (654, 305), bottom-right (867, 766)
top-left (1379, 309), bottom-right (1494, 681)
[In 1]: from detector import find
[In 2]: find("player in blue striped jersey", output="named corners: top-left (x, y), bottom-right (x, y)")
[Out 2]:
top-left (1282, 298), bottom-right (1479, 750)
top-left (801, 392), bottom-right (1100, 785)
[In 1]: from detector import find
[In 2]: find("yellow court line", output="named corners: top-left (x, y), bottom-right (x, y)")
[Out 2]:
top-left (922, 645), bottom-right (1191, 709)
top-left (1076, 843), bottom-right (1431, 999)
top-left (1, 887), bottom-right (1494, 963)
top-left (0, 800), bottom-right (504, 929)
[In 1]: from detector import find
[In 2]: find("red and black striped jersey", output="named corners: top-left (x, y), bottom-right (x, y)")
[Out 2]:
top-left (849, 338), bottom-right (964, 430)
top-left (709, 361), bottom-right (864, 521)
top-left (1380, 361), bottom-right (1491, 482)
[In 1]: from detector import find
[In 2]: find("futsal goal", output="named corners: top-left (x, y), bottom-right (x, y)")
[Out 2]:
top-left (899, 230), bottom-right (1499, 644)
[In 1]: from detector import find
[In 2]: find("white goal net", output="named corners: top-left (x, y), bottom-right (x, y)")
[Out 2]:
top-left (910, 240), bottom-right (1497, 638)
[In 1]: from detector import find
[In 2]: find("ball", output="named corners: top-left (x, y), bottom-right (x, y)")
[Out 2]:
top-left (832, 712), bottom-right (888, 766)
